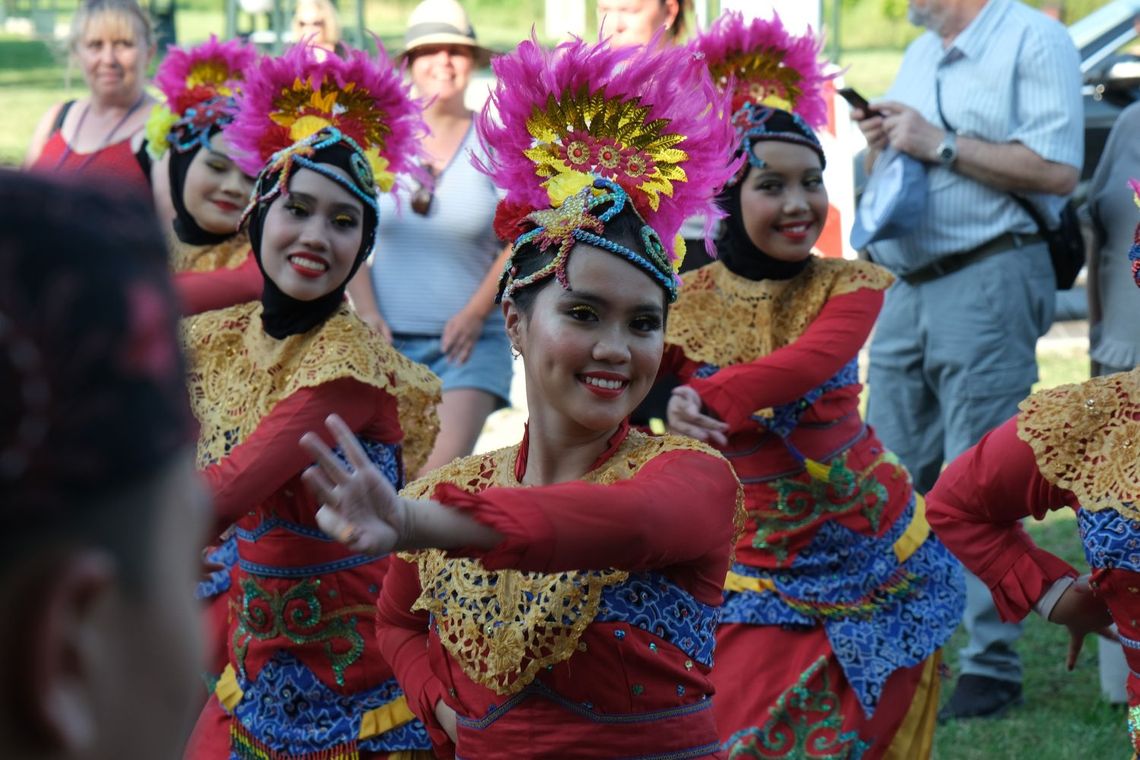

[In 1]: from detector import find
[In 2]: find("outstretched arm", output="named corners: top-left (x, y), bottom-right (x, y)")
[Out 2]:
top-left (302, 415), bottom-right (739, 602)
top-left (685, 287), bottom-right (882, 432)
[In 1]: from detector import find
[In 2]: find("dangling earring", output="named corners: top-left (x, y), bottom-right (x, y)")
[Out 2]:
top-left (511, 344), bottom-right (522, 359)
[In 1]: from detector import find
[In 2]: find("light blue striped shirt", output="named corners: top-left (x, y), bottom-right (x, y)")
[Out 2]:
top-left (370, 124), bottom-right (505, 335)
top-left (868, 0), bottom-right (1083, 275)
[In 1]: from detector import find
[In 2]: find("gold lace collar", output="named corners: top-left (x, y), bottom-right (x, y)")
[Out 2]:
top-left (169, 231), bottom-right (251, 273)
top-left (183, 301), bottom-right (441, 473)
top-left (665, 258), bottom-right (894, 367)
top-left (1017, 368), bottom-right (1140, 514)
top-left (404, 430), bottom-right (738, 696)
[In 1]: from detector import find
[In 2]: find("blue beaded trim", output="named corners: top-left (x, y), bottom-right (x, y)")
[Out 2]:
top-left (238, 553), bottom-right (383, 578)
top-left (594, 572), bottom-right (720, 668)
top-left (167, 96), bottom-right (237, 155)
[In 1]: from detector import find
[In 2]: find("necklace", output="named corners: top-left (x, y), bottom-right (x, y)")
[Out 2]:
top-left (54, 94), bottom-right (147, 172)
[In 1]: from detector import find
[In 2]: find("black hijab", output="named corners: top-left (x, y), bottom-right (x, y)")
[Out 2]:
top-left (715, 181), bottom-right (810, 282)
top-left (168, 127), bottom-right (236, 246)
top-left (247, 142), bottom-right (379, 339)
top-left (716, 108), bottom-right (827, 282)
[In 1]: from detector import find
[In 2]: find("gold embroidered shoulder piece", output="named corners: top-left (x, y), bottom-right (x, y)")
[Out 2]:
top-left (402, 431), bottom-right (742, 696)
top-left (169, 231), bottom-right (252, 273)
top-left (183, 301), bottom-right (441, 473)
top-left (1017, 368), bottom-right (1140, 513)
top-left (665, 258), bottom-right (894, 367)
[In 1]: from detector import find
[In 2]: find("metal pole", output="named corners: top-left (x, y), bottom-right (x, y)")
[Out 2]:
top-left (827, 0), bottom-right (841, 63)
top-left (225, 0), bottom-right (237, 41)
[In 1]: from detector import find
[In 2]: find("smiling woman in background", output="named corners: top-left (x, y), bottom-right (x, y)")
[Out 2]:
top-left (291, 0), bottom-right (345, 59)
top-left (348, 0), bottom-right (511, 476)
top-left (25, 0), bottom-right (157, 198)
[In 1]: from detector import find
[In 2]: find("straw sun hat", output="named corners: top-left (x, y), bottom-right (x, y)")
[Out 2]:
top-left (400, 0), bottom-right (494, 67)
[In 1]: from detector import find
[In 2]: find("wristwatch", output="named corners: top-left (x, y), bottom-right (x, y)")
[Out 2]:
top-left (936, 130), bottom-right (958, 167)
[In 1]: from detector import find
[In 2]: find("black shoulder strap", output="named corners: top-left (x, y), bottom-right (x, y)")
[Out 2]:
top-left (51, 100), bottom-right (76, 135)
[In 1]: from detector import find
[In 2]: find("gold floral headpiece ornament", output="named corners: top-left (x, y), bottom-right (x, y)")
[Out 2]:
top-left (692, 11), bottom-right (833, 185)
top-left (145, 35), bottom-right (257, 160)
top-left (227, 41), bottom-right (427, 246)
top-left (476, 35), bottom-right (738, 303)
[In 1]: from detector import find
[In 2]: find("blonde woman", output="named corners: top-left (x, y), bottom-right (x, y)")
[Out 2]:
top-left (25, 0), bottom-right (157, 197)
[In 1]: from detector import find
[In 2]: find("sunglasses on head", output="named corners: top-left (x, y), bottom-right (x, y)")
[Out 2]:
top-left (411, 164), bottom-right (437, 216)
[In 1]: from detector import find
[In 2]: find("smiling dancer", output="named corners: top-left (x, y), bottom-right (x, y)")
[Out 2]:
top-left (144, 35), bottom-right (264, 316)
top-left (297, 35), bottom-right (743, 759)
top-left (180, 44), bottom-right (441, 759)
top-left (143, 36), bottom-right (261, 688)
top-left (661, 13), bottom-right (965, 758)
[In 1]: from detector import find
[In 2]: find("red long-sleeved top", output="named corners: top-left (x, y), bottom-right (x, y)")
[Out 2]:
top-left (668, 287), bottom-right (882, 436)
top-left (925, 416), bottom-right (1079, 622)
top-left (175, 253), bottom-right (262, 316)
top-left (377, 425), bottom-right (740, 758)
top-left (203, 377), bottom-right (406, 693)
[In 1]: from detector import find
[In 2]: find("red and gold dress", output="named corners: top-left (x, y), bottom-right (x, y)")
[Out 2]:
top-left (378, 422), bottom-right (744, 759)
top-left (182, 301), bottom-right (440, 760)
top-left (927, 368), bottom-right (1140, 756)
top-left (663, 257), bottom-right (965, 759)
top-left (173, 231), bottom-right (267, 684)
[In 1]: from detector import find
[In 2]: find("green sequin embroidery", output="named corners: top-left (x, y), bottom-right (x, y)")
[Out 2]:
top-left (232, 576), bottom-right (366, 686)
top-left (752, 453), bottom-right (894, 564)
top-left (727, 656), bottom-right (862, 759)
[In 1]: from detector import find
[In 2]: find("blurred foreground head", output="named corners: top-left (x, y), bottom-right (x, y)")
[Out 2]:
top-left (0, 170), bottom-right (204, 760)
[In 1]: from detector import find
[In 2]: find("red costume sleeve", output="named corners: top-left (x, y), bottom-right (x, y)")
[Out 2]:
top-left (431, 450), bottom-right (739, 605)
top-left (374, 555), bottom-right (454, 755)
top-left (686, 288), bottom-right (881, 431)
top-left (926, 416), bottom-right (1080, 622)
top-left (175, 253), bottom-right (262, 316)
top-left (201, 378), bottom-right (399, 529)
top-left (657, 344), bottom-right (688, 380)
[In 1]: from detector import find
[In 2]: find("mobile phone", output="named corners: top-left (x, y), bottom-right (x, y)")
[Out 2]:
top-left (838, 87), bottom-right (880, 118)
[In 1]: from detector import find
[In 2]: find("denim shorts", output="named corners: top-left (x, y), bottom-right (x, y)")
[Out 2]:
top-left (392, 328), bottom-right (513, 409)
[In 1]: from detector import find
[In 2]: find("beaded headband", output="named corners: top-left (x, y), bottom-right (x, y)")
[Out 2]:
top-left (477, 35), bottom-right (736, 303)
top-left (692, 12), bottom-right (832, 185)
top-left (145, 35), bottom-right (257, 160)
top-left (227, 42), bottom-right (426, 218)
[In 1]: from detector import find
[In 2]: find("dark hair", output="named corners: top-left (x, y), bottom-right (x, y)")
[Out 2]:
top-left (666, 0), bottom-right (690, 41)
top-left (0, 170), bottom-right (190, 589)
top-left (508, 201), bottom-right (671, 317)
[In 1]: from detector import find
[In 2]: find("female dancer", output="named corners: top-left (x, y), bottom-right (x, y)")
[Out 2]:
top-left (181, 44), bottom-right (440, 759)
top-left (664, 14), bottom-right (965, 758)
top-left (145, 35), bottom-right (262, 316)
top-left (300, 36), bottom-right (742, 759)
top-left (925, 208), bottom-right (1140, 753)
top-left (144, 35), bottom-right (261, 685)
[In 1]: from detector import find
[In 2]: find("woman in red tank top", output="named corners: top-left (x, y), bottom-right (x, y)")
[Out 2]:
top-left (25, 0), bottom-right (157, 200)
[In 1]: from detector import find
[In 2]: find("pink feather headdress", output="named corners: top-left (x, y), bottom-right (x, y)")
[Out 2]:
top-left (692, 11), bottom-right (832, 128)
top-left (477, 35), bottom-right (737, 298)
top-left (145, 35), bottom-right (257, 159)
top-left (227, 42), bottom-right (426, 195)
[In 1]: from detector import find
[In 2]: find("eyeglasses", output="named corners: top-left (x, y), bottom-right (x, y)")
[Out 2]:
top-left (411, 164), bottom-right (437, 216)
top-left (298, 19), bottom-right (326, 28)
